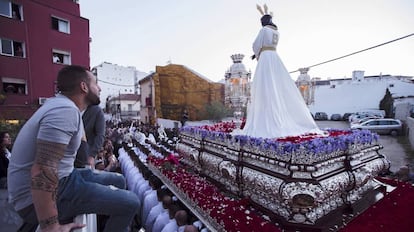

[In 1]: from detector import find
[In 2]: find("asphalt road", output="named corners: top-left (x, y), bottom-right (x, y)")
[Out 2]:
top-left (316, 120), bottom-right (414, 173)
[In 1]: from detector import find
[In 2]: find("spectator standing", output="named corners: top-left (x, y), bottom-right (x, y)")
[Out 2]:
top-left (0, 131), bottom-right (12, 159)
top-left (181, 109), bottom-right (189, 127)
top-left (0, 131), bottom-right (11, 188)
top-left (75, 104), bottom-right (106, 168)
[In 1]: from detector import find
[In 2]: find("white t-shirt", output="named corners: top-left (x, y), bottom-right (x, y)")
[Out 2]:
top-left (7, 94), bottom-right (83, 211)
top-left (5, 148), bottom-right (11, 160)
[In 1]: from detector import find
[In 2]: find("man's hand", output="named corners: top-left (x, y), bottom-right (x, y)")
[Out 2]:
top-left (87, 156), bottom-right (95, 169)
top-left (40, 222), bottom-right (86, 232)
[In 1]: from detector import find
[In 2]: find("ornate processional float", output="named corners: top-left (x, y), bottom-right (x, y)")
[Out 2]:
top-left (176, 122), bottom-right (390, 231)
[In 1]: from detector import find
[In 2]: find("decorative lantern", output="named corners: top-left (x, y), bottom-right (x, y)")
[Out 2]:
top-left (296, 68), bottom-right (314, 105)
top-left (224, 54), bottom-right (251, 128)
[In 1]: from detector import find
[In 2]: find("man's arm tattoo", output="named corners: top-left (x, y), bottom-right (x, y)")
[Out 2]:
top-left (31, 140), bottom-right (66, 200)
top-left (39, 215), bottom-right (58, 229)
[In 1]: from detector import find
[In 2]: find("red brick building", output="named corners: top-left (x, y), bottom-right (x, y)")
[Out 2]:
top-left (0, 0), bottom-right (89, 120)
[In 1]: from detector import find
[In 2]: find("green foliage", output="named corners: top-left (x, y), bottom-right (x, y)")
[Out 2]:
top-left (0, 120), bottom-right (25, 141)
top-left (204, 101), bottom-right (232, 122)
top-left (0, 90), bottom-right (6, 104)
top-left (379, 88), bottom-right (394, 118)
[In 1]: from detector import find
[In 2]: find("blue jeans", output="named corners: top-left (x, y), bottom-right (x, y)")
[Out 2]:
top-left (57, 168), bottom-right (139, 232)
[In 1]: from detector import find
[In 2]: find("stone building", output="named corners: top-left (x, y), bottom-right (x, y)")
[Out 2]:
top-left (139, 64), bottom-right (224, 124)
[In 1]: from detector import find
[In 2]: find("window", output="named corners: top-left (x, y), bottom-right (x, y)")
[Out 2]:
top-left (13, 41), bottom-right (24, 57)
top-left (0, 38), bottom-right (12, 55)
top-left (0, 38), bottom-right (24, 57)
top-left (390, 120), bottom-right (399, 125)
top-left (366, 121), bottom-right (379, 126)
top-left (2, 77), bottom-right (26, 95)
top-left (145, 97), bottom-right (152, 106)
top-left (51, 16), bottom-right (70, 33)
top-left (0, 1), bottom-right (22, 20)
top-left (52, 49), bottom-right (71, 64)
top-left (11, 2), bottom-right (20, 20)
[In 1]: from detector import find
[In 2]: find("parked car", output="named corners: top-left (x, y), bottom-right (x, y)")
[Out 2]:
top-left (330, 114), bottom-right (342, 121)
top-left (342, 113), bottom-right (353, 121)
top-left (350, 118), bottom-right (402, 136)
top-left (349, 113), bottom-right (383, 123)
top-left (350, 116), bottom-right (381, 125)
top-left (314, 112), bottom-right (328, 120)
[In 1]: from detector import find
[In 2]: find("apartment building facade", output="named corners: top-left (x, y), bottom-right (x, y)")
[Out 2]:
top-left (0, 0), bottom-right (89, 120)
top-left (91, 62), bottom-right (147, 110)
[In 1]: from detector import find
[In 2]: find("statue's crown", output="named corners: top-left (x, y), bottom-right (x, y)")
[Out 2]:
top-left (256, 4), bottom-right (273, 16)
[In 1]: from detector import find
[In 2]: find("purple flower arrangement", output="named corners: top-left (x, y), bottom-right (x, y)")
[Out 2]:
top-left (181, 124), bottom-right (379, 159)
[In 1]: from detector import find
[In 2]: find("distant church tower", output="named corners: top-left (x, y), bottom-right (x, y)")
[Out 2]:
top-left (224, 54), bottom-right (251, 108)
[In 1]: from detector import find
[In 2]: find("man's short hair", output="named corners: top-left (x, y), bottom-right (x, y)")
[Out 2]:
top-left (57, 65), bottom-right (90, 95)
top-left (175, 210), bottom-right (188, 225)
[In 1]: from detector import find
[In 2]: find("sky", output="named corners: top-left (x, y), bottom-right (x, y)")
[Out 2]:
top-left (79, 0), bottom-right (414, 82)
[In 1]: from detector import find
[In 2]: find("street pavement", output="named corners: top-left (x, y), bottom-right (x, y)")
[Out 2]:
top-left (316, 120), bottom-right (414, 173)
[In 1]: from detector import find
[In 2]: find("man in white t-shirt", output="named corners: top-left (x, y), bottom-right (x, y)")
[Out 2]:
top-left (8, 65), bottom-right (139, 232)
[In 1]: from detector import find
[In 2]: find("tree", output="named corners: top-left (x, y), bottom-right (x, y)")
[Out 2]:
top-left (379, 88), bottom-right (394, 118)
top-left (204, 101), bottom-right (232, 122)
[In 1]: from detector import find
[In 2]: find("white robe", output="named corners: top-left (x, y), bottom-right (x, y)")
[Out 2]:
top-left (145, 202), bottom-right (164, 232)
top-left (161, 219), bottom-right (178, 232)
top-left (152, 210), bottom-right (170, 232)
top-left (241, 26), bottom-right (321, 138)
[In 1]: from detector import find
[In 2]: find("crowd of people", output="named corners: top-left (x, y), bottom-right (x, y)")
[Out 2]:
top-left (0, 65), bottom-right (198, 231)
top-left (117, 134), bottom-right (208, 232)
